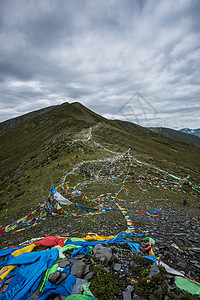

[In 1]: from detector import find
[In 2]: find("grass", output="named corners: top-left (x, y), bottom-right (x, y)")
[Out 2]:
top-left (90, 264), bottom-right (119, 300)
top-left (0, 103), bottom-right (199, 299)
top-left (0, 102), bottom-right (199, 246)
top-left (149, 127), bottom-right (200, 148)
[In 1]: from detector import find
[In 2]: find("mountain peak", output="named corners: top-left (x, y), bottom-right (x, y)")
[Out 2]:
top-left (179, 127), bottom-right (200, 138)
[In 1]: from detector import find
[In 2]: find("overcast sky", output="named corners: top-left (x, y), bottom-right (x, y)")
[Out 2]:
top-left (0, 0), bottom-right (199, 129)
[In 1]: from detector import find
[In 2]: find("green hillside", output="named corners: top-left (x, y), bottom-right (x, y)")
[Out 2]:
top-left (0, 102), bottom-right (200, 299)
top-left (149, 126), bottom-right (200, 148)
top-left (0, 102), bottom-right (199, 232)
top-left (0, 102), bottom-right (200, 225)
top-left (0, 102), bottom-right (105, 182)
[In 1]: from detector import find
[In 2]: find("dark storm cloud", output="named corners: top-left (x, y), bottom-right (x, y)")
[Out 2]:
top-left (0, 61), bottom-right (33, 81)
top-left (0, 0), bottom-right (199, 128)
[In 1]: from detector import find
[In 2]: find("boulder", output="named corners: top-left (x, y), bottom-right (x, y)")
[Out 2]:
top-left (93, 244), bottom-right (113, 263)
top-left (70, 260), bottom-right (86, 278)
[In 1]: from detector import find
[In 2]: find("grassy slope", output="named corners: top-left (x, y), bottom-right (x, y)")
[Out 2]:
top-left (0, 102), bottom-right (199, 232)
top-left (149, 126), bottom-right (200, 148)
top-left (0, 103), bottom-right (200, 300)
top-left (95, 122), bottom-right (200, 182)
top-left (0, 103), bottom-right (105, 222)
top-left (0, 102), bottom-right (106, 182)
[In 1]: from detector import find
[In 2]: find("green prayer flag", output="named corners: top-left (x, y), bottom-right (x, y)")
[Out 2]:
top-left (175, 276), bottom-right (200, 295)
top-left (144, 237), bottom-right (156, 245)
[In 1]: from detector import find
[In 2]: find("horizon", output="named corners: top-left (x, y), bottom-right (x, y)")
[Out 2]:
top-left (0, 100), bottom-right (199, 131)
top-left (0, 0), bottom-right (200, 128)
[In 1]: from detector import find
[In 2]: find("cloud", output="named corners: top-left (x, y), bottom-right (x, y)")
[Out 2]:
top-left (0, 0), bottom-right (199, 129)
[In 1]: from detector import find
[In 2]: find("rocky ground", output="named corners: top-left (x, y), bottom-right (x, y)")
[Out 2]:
top-left (0, 202), bottom-right (199, 299)
top-left (0, 126), bottom-right (199, 299)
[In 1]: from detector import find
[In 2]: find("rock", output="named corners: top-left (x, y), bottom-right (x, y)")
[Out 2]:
top-left (113, 263), bottom-right (122, 271)
top-left (71, 278), bottom-right (88, 294)
top-left (83, 265), bottom-right (90, 275)
top-left (48, 272), bottom-right (61, 284)
top-left (149, 295), bottom-right (157, 300)
top-left (55, 273), bottom-right (67, 285)
top-left (157, 285), bottom-right (162, 293)
top-left (73, 254), bottom-right (85, 260)
top-left (125, 285), bottom-right (134, 292)
top-left (48, 272), bottom-right (67, 285)
top-left (178, 249), bottom-right (184, 254)
top-left (70, 260), bottom-right (86, 278)
top-left (82, 257), bottom-right (94, 265)
top-left (4, 276), bottom-right (14, 285)
top-left (191, 260), bottom-right (199, 264)
top-left (170, 293), bottom-right (179, 299)
top-left (68, 258), bottom-right (76, 263)
top-left (170, 287), bottom-right (180, 299)
top-left (123, 291), bottom-right (132, 300)
top-left (57, 259), bottom-right (71, 268)
top-left (93, 244), bottom-right (113, 263)
top-left (83, 271), bottom-right (94, 281)
top-left (177, 262), bottom-right (186, 269)
top-left (130, 261), bottom-right (138, 268)
top-left (133, 294), bottom-right (145, 300)
top-left (171, 243), bottom-right (180, 250)
top-left (30, 290), bottom-right (41, 300)
top-left (149, 264), bottom-right (160, 278)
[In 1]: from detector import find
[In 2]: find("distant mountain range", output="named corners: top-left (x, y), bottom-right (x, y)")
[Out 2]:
top-left (179, 128), bottom-right (200, 138)
top-left (149, 127), bottom-right (200, 148)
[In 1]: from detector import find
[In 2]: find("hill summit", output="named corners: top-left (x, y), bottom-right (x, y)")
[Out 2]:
top-left (0, 102), bottom-right (199, 299)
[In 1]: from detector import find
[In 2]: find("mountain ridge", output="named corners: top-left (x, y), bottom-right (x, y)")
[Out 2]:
top-left (0, 102), bottom-right (200, 298)
top-left (0, 101), bottom-right (200, 231)
top-left (179, 127), bottom-right (200, 138)
top-left (0, 104), bottom-right (59, 134)
top-left (149, 126), bottom-right (200, 148)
